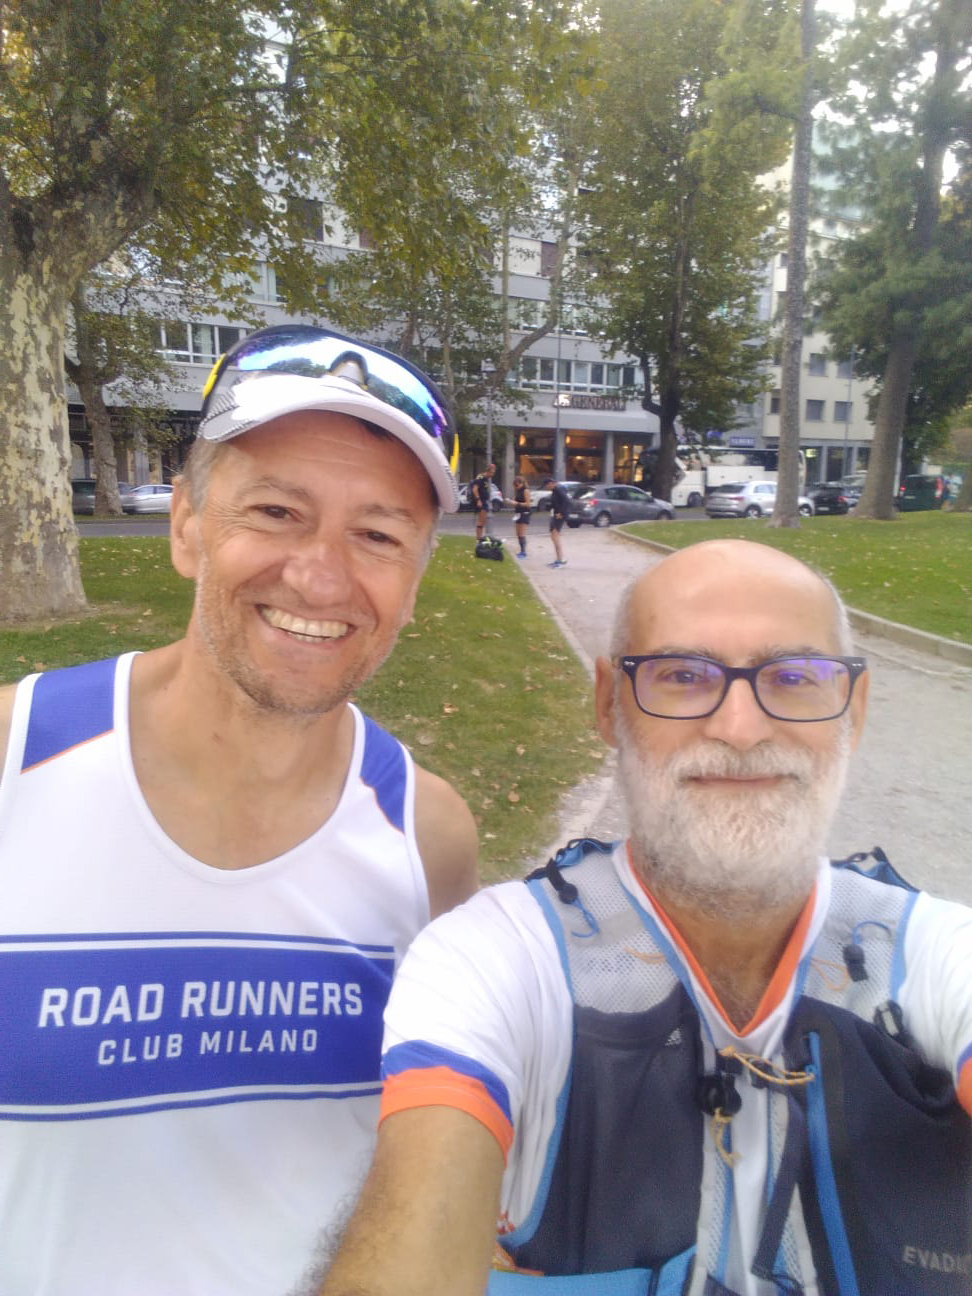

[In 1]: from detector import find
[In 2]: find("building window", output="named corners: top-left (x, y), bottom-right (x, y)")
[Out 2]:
top-left (834, 400), bottom-right (852, 423)
top-left (249, 261), bottom-right (280, 302)
top-left (155, 322), bottom-right (246, 365)
top-left (358, 228), bottom-right (377, 249)
top-left (190, 324), bottom-right (217, 364)
top-left (779, 252), bottom-right (788, 268)
top-left (836, 357), bottom-right (853, 379)
top-left (805, 399), bottom-right (825, 421)
top-left (540, 240), bottom-right (558, 277)
top-left (769, 389), bottom-right (781, 414)
top-left (511, 297), bottom-right (543, 330)
top-left (517, 357), bottom-right (636, 394)
top-left (215, 325), bottom-right (245, 355)
top-left (155, 321), bottom-right (191, 362)
top-left (289, 196), bottom-right (324, 242)
top-left (808, 353), bottom-right (827, 376)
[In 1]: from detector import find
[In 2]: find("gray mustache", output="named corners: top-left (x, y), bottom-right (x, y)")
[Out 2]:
top-left (671, 745), bottom-right (813, 783)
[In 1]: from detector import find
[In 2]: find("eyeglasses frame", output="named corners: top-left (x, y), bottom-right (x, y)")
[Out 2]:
top-left (617, 653), bottom-right (868, 723)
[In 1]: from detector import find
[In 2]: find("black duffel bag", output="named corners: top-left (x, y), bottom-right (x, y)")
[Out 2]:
top-left (475, 536), bottom-right (504, 562)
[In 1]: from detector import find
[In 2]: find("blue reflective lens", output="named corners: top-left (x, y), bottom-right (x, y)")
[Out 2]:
top-left (203, 325), bottom-right (453, 446)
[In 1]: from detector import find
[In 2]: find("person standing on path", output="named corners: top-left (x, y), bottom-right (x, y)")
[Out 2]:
top-left (545, 476), bottom-right (570, 568)
top-left (508, 475), bottom-right (532, 559)
top-left (471, 463), bottom-right (496, 542)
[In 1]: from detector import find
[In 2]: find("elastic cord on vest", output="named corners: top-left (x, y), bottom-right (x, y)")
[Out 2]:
top-left (526, 840), bottom-right (613, 938)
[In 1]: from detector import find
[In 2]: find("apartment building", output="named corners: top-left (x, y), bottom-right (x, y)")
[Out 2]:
top-left (68, 215), bottom-right (660, 494)
top-left (736, 157), bottom-right (876, 486)
top-left (68, 159), bottom-right (874, 494)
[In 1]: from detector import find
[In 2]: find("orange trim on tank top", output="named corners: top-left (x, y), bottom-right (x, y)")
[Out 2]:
top-left (625, 842), bottom-right (817, 1036)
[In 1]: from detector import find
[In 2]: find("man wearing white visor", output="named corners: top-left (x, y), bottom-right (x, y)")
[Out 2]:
top-left (0, 325), bottom-right (477, 1295)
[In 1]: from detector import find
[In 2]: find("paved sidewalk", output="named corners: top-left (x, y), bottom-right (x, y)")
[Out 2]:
top-left (507, 522), bottom-right (972, 906)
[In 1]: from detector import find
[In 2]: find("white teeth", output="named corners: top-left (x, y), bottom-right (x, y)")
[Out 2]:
top-left (260, 607), bottom-right (349, 641)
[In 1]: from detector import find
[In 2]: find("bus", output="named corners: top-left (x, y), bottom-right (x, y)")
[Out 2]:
top-left (662, 446), bottom-right (806, 507)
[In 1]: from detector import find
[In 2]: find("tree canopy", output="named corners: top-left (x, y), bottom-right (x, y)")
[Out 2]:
top-left (814, 0), bottom-right (972, 518)
top-left (572, 0), bottom-right (798, 500)
top-left (0, 0), bottom-right (577, 621)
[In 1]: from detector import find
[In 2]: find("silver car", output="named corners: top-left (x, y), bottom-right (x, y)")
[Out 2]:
top-left (705, 480), bottom-right (814, 519)
top-left (127, 483), bottom-right (174, 514)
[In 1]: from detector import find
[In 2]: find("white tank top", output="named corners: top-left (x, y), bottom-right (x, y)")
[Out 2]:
top-left (0, 653), bottom-right (429, 1296)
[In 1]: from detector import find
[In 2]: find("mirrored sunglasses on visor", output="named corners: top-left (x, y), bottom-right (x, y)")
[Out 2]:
top-left (198, 324), bottom-right (460, 511)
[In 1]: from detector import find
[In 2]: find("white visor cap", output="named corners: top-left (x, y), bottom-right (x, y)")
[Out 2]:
top-left (198, 371), bottom-right (459, 512)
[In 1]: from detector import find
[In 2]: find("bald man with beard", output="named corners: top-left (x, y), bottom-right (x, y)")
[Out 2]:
top-left (321, 539), bottom-right (972, 1296)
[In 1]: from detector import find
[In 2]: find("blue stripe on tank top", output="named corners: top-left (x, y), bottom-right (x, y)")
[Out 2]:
top-left (22, 657), bottom-right (118, 771)
top-left (360, 715), bottom-right (406, 833)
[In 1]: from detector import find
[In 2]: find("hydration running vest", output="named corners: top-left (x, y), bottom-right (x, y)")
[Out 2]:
top-left (489, 839), bottom-right (972, 1296)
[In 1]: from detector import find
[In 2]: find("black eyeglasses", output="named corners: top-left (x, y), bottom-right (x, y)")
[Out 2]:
top-left (618, 654), bottom-right (867, 722)
top-left (200, 324), bottom-right (456, 464)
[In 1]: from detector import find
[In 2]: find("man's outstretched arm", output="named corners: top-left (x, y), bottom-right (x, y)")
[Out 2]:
top-left (319, 1107), bottom-right (504, 1296)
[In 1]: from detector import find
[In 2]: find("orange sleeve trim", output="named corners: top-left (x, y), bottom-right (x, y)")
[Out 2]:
top-left (380, 1067), bottom-right (514, 1161)
top-left (957, 1058), bottom-right (972, 1117)
top-left (626, 842), bottom-right (817, 1036)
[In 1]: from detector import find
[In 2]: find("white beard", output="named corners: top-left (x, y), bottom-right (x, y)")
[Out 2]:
top-left (617, 714), bottom-right (851, 918)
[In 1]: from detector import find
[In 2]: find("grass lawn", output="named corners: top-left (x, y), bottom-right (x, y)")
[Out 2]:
top-left (0, 536), bottom-right (603, 883)
top-left (626, 510), bottom-right (972, 643)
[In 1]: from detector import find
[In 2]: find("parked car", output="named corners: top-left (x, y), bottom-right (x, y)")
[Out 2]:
top-left (127, 483), bottom-right (174, 514)
top-left (705, 480), bottom-right (814, 519)
top-left (569, 483), bottom-right (674, 528)
top-left (836, 476), bottom-right (864, 508)
top-left (897, 474), bottom-right (945, 512)
top-left (72, 478), bottom-right (141, 514)
top-left (534, 481), bottom-right (586, 511)
top-left (808, 482), bottom-right (852, 515)
top-left (457, 480), bottom-right (504, 512)
top-left (71, 478), bottom-right (97, 514)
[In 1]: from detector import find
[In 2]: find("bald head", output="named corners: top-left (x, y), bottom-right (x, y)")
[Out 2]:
top-left (609, 540), bottom-right (852, 663)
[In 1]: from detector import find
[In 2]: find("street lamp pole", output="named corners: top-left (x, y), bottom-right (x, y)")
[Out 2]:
top-left (482, 361), bottom-right (495, 467)
top-left (842, 346), bottom-right (853, 477)
top-left (553, 299), bottom-right (564, 479)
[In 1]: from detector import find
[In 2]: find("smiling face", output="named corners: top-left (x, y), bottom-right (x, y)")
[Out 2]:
top-left (595, 541), bottom-right (868, 914)
top-left (171, 411), bottom-right (437, 719)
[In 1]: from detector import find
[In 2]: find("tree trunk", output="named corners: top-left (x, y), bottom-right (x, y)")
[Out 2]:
top-left (854, 4), bottom-right (957, 520)
top-left (770, 0), bottom-right (815, 530)
top-left (83, 380), bottom-right (124, 516)
top-left (67, 285), bottom-right (123, 515)
top-left (857, 336), bottom-right (918, 518)
top-left (953, 459), bottom-right (972, 512)
top-left (0, 263), bottom-right (86, 622)
top-left (640, 354), bottom-right (679, 501)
